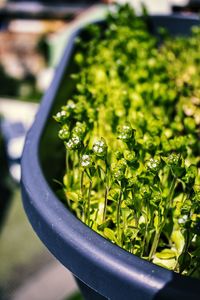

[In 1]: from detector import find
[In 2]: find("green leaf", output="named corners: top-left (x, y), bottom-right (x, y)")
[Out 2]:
top-left (171, 230), bottom-right (185, 254)
top-left (153, 213), bottom-right (159, 231)
top-left (155, 249), bottom-right (177, 259)
top-left (104, 228), bottom-right (118, 244)
top-left (153, 255), bottom-right (177, 270)
top-left (97, 219), bottom-right (113, 231)
top-left (63, 174), bottom-right (68, 187)
top-left (66, 192), bottom-right (79, 202)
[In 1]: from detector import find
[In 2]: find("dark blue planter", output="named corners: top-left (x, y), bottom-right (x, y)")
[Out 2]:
top-left (21, 15), bottom-right (200, 300)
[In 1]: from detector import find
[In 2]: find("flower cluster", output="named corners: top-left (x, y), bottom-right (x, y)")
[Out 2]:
top-left (92, 138), bottom-right (107, 157)
top-left (81, 154), bottom-right (93, 168)
top-left (54, 4), bottom-right (200, 278)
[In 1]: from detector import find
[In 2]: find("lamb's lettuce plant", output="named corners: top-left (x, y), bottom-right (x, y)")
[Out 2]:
top-left (54, 4), bottom-right (200, 278)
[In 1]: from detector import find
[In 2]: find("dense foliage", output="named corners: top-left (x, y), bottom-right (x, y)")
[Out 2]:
top-left (54, 5), bottom-right (200, 277)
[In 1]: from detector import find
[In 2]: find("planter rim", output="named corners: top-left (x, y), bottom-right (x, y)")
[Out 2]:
top-left (21, 14), bottom-right (200, 300)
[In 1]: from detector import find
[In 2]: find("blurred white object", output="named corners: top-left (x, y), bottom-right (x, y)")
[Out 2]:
top-left (115, 0), bottom-right (189, 13)
top-left (9, 163), bottom-right (21, 183)
top-left (0, 99), bottom-right (38, 182)
top-left (8, 136), bottom-right (25, 160)
top-left (0, 99), bottom-right (38, 128)
top-left (37, 68), bottom-right (54, 91)
top-left (170, 0), bottom-right (188, 4)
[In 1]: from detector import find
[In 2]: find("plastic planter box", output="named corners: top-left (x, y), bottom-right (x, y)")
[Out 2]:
top-left (21, 15), bottom-right (200, 300)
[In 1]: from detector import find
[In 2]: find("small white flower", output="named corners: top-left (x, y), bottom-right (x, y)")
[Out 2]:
top-left (147, 158), bottom-right (160, 173)
top-left (81, 154), bottom-right (92, 168)
top-left (178, 215), bottom-right (188, 224)
top-left (67, 101), bottom-right (76, 109)
top-left (65, 136), bottom-right (81, 150)
top-left (99, 141), bottom-right (104, 147)
top-left (82, 154), bottom-right (89, 160)
top-left (56, 110), bottom-right (66, 118)
top-left (92, 138), bottom-right (107, 157)
top-left (61, 110), bottom-right (66, 116)
top-left (66, 140), bottom-right (73, 148)
top-left (93, 145), bottom-right (103, 153)
top-left (72, 136), bottom-right (80, 144)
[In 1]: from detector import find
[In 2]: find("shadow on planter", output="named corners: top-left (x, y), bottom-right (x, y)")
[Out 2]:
top-left (21, 15), bottom-right (200, 300)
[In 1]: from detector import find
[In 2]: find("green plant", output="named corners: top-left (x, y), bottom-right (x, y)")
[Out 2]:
top-left (54, 5), bottom-right (200, 278)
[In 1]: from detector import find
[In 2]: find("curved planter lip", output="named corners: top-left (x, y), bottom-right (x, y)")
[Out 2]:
top-left (21, 14), bottom-right (200, 300)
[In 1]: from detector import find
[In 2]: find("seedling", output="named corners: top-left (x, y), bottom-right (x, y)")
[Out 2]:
top-left (54, 4), bottom-right (200, 278)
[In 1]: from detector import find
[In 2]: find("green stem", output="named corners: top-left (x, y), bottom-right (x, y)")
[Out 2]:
top-left (66, 150), bottom-right (69, 174)
top-left (80, 171), bottom-right (85, 221)
top-left (149, 230), bottom-right (161, 260)
top-left (141, 198), bottom-right (150, 257)
top-left (87, 180), bottom-right (92, 226)
top-left (66, 150), bottom-right (69, 187)
top-left (71, 151), bottom-right (75, 186)
top-left (103, 186), bottom-right (109, 222)
top-left (117, 186), bottom-right (123, 242)
top-left (168, 176), bottom-right (177, 207)
top-left (91, 207), bottom-right (99, 229)
top-left (65, 191), bottom-right (71, 210)
top-left (81, 171), bottom-right (84, 196)
top-left (131, 191), bottom-right (139, 227)
top-left (103, 155), bottom-right (109, 222)
top-left (162, 175), bottom-right (177, 223)
top-left (141, 220), bottom-right (148, 257)
top-left (65, 150), bottom-right (72, 210)
top-left (148, 177), bottom-right (177, 260)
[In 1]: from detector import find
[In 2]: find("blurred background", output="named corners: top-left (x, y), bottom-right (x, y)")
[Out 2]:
top-left (0, 0), bottom-right (199, 299)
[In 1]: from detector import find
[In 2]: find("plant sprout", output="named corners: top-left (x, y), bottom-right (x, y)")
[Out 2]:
top-left (54, 4), bottom-right (200, 278)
